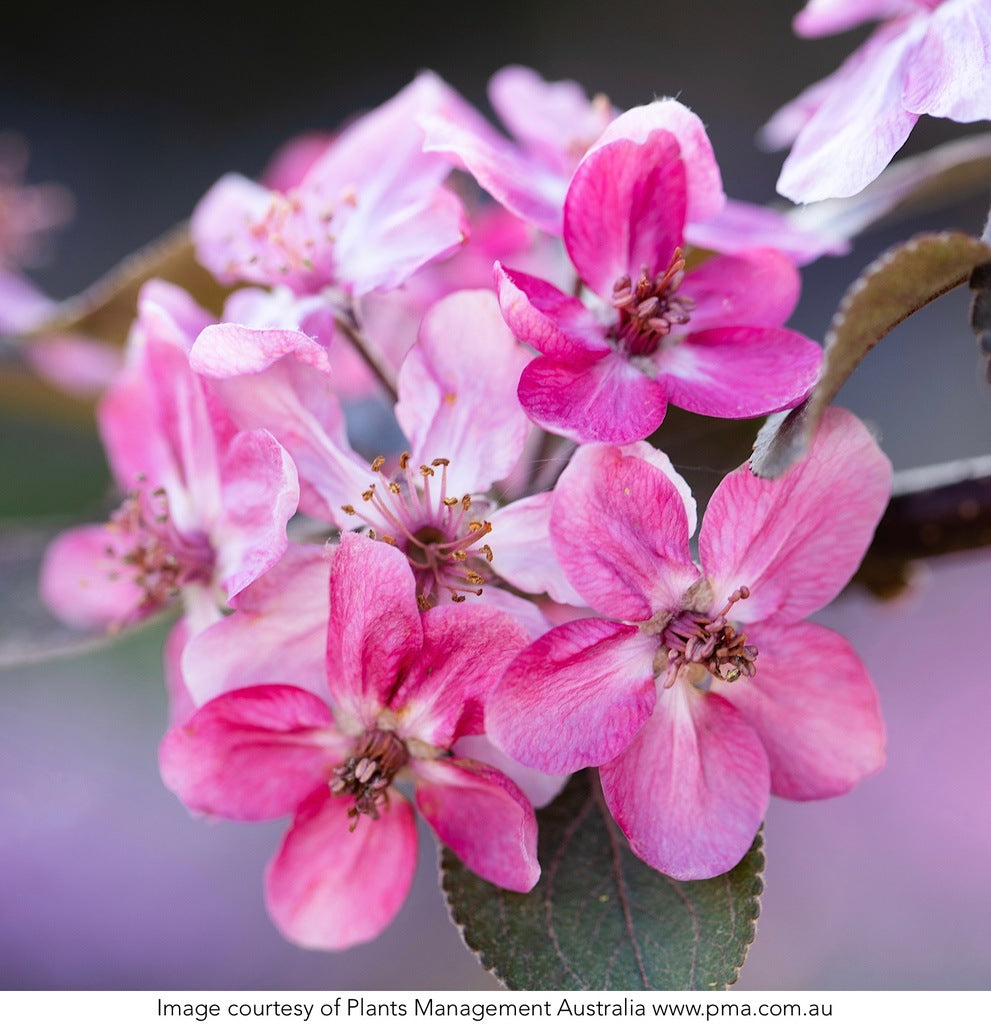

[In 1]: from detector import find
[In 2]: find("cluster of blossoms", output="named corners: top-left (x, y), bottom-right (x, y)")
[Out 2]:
top-left (41, 66), bottom-right (894, 950)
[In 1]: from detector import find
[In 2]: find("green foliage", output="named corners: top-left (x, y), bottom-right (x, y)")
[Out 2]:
top-left (753, 231), bottom-right (991, 478)
top-left (442, 771), bottom-right (764, 991)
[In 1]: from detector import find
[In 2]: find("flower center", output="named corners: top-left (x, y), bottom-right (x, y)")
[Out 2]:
top-left (105, 483), bottom-right (214, 614)
top-left (236, 183), bottom-right (358, 286)
top-left (610, 249), bottom-right (695, 357)
top-left (330, 729), bottom-right (409, 829)
top-left (341, 453), bottom-right (494, 609)
top-left (660, 586), bottom-right (758, 684)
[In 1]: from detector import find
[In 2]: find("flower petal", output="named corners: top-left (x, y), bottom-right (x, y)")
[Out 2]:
top-left (518, 350), bottom-right (669, 445)
top-left (191, 322), bottom-right (334, 377)
top-left (495, 262), bottom-right (610, 359)
top-left (685, 199), bottom-right (849, 266)
top-left (214, 428), bottom-right (299, 599)
top-left (775, 20), bottom-right (922, 202)
top-left (453, 734), bottom-right (569, 809)
top-left (902, 0), bottom-right (991, 122)
top-left (794, 0), bottom-right (916, 37)
top-left (700, 407), bottom-right (892, 623)
top-left (656, 326), bottom-right (821, 419)
top-left (181, 544), bottom-right (331, 706)
top-left (421, 113), bottom-right (566, 235)
top-left (600, 684), bottom-right (770, 880)
top-left (681, 249), bottom-right (801, 331)
top-left (190, 173), bottom-right (275, 287)
top-left (191, 331), bottom-right (370, 527)
top-left (486, 618), bottom-right (658, 774)
top-left (551, 443), bottom-right (700, 621)
top-left (488, 65), bottom-right (614, 175)
top-left (396, 290), bottom-right (532, 495)
top-left (326, 533), bottom-right (422, 730)
top-left (486, 492), bottom-right (587, 606)
top-left (390, 604), bottom-right (529, 748)
top-left (712, 621), bottom-right (885, 800)
top-left (163, 617), bottom-right (197, 727)
top-left (40, 523), bottom-right (151, 629)
top-left (414, 756), bottom-right (539, 891)
top-left (265, 788), bottom-right (417, 950)
top-left (565, 131), bottom-right (686, 297)
top-left (159, 684), bottom-right (346, 820)
top-left (0, 269), bottom-right (53, 333)
top-left (336, 185), bottom-right (468, 296)
top-left (589, 100), bottom-right (725, 226)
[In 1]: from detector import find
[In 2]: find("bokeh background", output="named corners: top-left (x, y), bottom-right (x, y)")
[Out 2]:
top-left (2, 0), bottom-right (990, 990)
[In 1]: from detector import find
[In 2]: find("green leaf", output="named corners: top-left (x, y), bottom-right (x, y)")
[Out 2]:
top-left (752, 231), bottom-right (991, 479)
top-left (441, 771), bottom-right (764, 991)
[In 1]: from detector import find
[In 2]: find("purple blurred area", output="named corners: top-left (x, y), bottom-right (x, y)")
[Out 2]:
top-left (3, 0), bottom-right (991, 992)
top-left (2, 552), bottom-right (989, 989)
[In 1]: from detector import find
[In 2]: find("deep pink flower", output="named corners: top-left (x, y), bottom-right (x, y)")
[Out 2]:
top-left (160, 532), bottom-right (538, 950)
top-left (191, 73), bottom-right (471, 298)
top-left (40, 281), bottom-right (299, 633)
top-left (487, 408), bottom-right (891, 880)
top-left (497, 124), bottom-right (822, 444)
top-left (766, 0), bottom-right (991, 202)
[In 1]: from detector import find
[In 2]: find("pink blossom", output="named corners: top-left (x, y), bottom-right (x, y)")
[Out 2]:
top-left (487, 408), bottom-right (891, 880)
top-left (160, 532), bottom-right (539, 950)
top-left (191, 73), bottom-right (471, 298)
top-left (191, 289), bottom-right (581, 628)
top-left (421, 65), bottom-right (617, 235)
top-left (766, 0), bottom-right (991, 202)
top-left (497, 125), bottom-right (822, 444)
top-left (40, 281), bottom-right (299, 634)
top-left (425, 75), bottom-right (838, 262)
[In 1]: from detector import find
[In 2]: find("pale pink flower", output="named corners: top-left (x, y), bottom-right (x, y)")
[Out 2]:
top-left (40, 281), bottom-right (298, 634)
top-left (191, 289), bottom-right (581, 629)
top-left (424, 73), bottom-right (839, 262)
top-left (191, 73), bottom-right (471, 298)
top-left (497, 124), bottom-right (821, 444)
top-left (766, 0), bottom-right (991, 202)
top-left (173, 542), bottom-right (332, 714)
top-left (160, 532), bottom-right (539, 950)
top-left (421, 65), bottom-right (617, 235)
top-left (487, 408), bottom-right (891, 880)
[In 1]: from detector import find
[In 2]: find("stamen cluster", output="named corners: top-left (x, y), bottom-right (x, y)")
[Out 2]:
top-left (610, 250), bottom-right (695, 356)
top-left (660, 586), bottom-right (758, 684)
top-left (342, 453), bottom-right (494, 608)
top-left (330, 729), bottom-right (410, 828)
top-left (107, 486), bottom-right (213, 612)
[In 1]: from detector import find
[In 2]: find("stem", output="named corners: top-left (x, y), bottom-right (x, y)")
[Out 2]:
top-left (856, 453), bottom-right (991, 597)
top-left (333, 303), bottom-right (398, 402)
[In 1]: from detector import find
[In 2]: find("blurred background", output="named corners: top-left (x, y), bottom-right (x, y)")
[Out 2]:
top-left (1, 0), bottom-right (989, 990)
